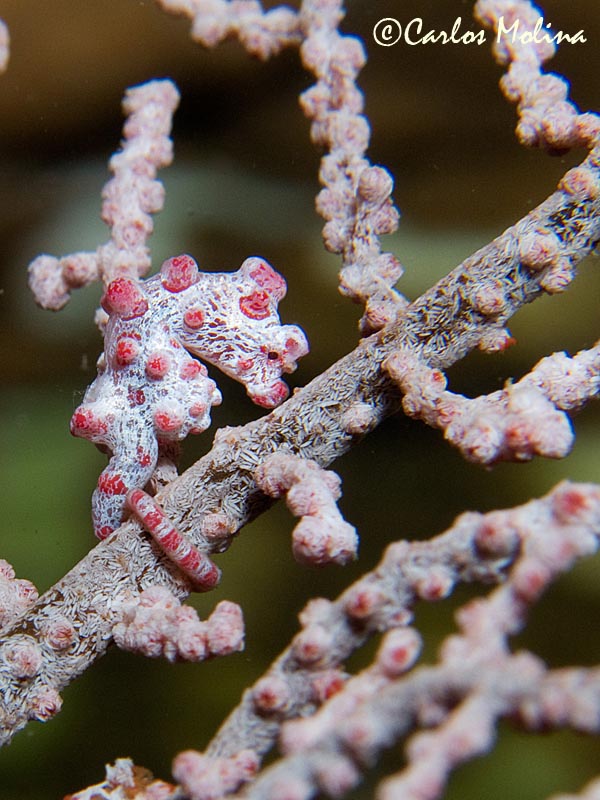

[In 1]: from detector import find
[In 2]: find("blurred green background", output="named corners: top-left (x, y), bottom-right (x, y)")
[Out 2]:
top-left (0, 0), bottom-right (599, 797)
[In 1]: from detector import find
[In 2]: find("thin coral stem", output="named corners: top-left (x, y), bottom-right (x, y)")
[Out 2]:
top-left (27, 80), bottom-right (179, 310)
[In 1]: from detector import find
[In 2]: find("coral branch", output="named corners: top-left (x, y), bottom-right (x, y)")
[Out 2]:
top-left (155, 0), bottom-right (301, 58)
top-left (377, 693), bottom-right (498, 800)
top-left (380, 148), bottom-right (600, 364)
top-left (28, 80), bottom-right (180, 310)
top-left (154, 0), bottom-right (405, 333)
top-left (0, 560), bottom-right (38, 631)
top-left (384, 342), bottom-right (600, 465)
top-left (145, 1), bottom-right (600, 336)
top-left (369, 663), bottom-right (600, 800)
top-left (191, 481), bottom-right (600, 800)
top-left (173, 749), bottom-right (259, 800)
top-left (203, 481), bottom-right (599, 764)
top-left (298, 0), bottom-right (405, 333)
top-left (280, 627), bottom-right (422, 758)
top-left (254, 452), bottom-right (358, 565)
top-left (475, 0), bottom-right (600, 152)
top-left (214, 480), bottom-right (600, 800)
top-left (113, 586), bottom-right (244, 661)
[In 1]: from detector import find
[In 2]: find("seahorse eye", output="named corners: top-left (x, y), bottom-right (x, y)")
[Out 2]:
top-left (267, 351), bottom-right (279, 361)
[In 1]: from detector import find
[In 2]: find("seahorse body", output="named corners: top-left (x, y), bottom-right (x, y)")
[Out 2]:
top-left (71, 255), bottom-right (308, 539)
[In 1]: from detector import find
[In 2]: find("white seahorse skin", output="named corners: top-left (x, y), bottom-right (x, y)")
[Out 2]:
top-left (71, 255), bottom-right (309, 538)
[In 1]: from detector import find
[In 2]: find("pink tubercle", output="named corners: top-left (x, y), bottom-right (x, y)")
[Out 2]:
top-left (154, 406), bottom-right (184, 433)
top-left (145, 352), bottom-right (171, 379)
top-left (239, 290), bottom-right (271, 320)
top-left (160, 254), bottom-right (200, 292)
top-left (180, 359), bottom-right (206, 379)
top-left (252, 380), bottom-right (289, 408)
top-left (115, 335), bottom-right (140, 366)
top-left (70, 407), bottom-right (108, 437)
top-left (101, 277), bottom-right (148, 319)
top-left (246, 258), bottom-right (287, 299)
top-left (183, 307), bottom-right (205, 329)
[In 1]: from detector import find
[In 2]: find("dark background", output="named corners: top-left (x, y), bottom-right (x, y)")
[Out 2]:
top-left (0, 1), bottom-right (599, 797)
